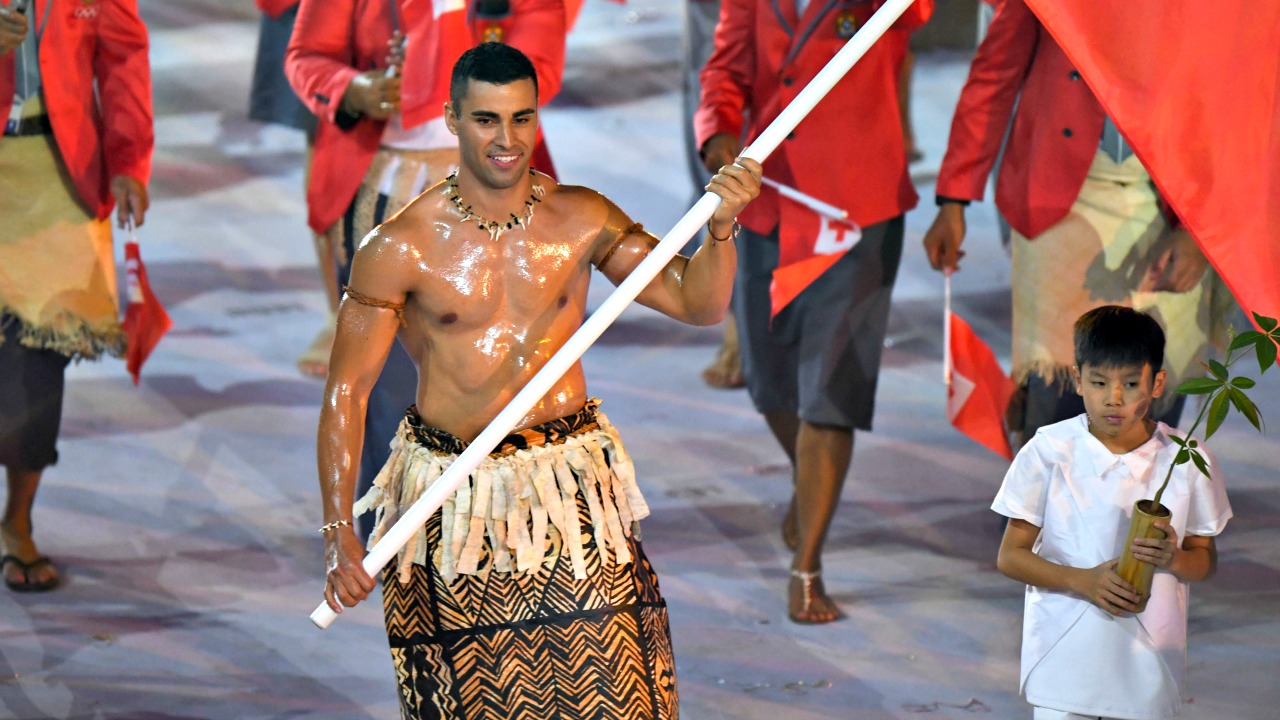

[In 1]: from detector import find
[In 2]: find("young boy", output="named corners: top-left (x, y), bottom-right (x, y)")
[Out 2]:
top-left (992, 306), bottom-right (1232, 720)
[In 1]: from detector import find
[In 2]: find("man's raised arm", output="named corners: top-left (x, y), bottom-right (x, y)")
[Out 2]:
top-left (593, 159), bottom-right (762, 326)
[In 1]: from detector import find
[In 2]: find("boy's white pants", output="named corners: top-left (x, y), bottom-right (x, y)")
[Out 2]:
top-left (1033, 709), bottom-right (1123, 720)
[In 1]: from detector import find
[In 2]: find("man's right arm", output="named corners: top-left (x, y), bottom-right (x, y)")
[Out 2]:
top-left (694, 0), bottom-right (755, 174)
top-left (923, 0), bottom-right (1039, 271)
top-left (997, 518), bottom-right (1141, 616)
top-left (317, 226), bottom-right (417, 613)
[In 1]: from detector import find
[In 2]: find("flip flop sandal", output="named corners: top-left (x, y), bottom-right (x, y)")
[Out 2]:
top-left (2, 554), bottom-right (60, 593)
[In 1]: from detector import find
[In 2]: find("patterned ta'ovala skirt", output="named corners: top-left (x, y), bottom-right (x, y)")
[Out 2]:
top-left (356, 401), bottom-right (678, 720)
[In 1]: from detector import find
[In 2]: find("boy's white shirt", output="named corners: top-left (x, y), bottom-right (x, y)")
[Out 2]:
top-left (992, 415), bottom-right (1232, 719)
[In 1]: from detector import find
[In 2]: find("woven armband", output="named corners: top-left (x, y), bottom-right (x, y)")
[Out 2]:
top-left (343, 285), bottom-right (407, 325)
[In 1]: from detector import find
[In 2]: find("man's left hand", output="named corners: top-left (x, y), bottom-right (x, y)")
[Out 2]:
top-left (110, 175), bottom-right (149, 228)
top-left (1145, 228), bottom-right (1209, 293)
top-left (705, 158), bottom-right (762, 239)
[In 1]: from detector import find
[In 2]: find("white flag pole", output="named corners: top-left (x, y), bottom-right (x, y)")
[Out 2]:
top-left (760, 177), bottom-right (849, 220)
top-left (311, 0), bottom-right (920, 629)
top-left (944, 270), bottom-right (952, 387)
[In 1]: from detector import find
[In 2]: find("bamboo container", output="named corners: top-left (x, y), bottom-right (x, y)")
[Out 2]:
top-left (1116, 499), bottom-right (1170, 613)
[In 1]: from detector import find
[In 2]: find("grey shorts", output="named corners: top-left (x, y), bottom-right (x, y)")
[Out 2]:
top-left (733, 217), bottom-right (904, 430)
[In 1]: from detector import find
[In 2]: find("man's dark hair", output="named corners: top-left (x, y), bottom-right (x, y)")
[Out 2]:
top-left (1073, 305), bottom-right (1166, 372)
top-left (450, 42), bottom-right (538, 113)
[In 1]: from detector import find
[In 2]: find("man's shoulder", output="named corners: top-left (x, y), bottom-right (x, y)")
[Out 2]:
top-left (352, 188), bottom-right (449, 263)
top-left (542, 181), bottom-right (617, 229)
top-left (545, 181), bottom-right (607, 209)
top-left (379, 184), bottom-right (449, 236)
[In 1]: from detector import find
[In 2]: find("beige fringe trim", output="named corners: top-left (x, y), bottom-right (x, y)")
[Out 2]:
top-left (0, 306), bottom-right (125, 361)
top-left (354, 411), bottom-right (651, 585)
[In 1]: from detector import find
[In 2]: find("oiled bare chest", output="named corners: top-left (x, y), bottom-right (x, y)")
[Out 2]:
top-left (409, 230), bottom-right (592, 332)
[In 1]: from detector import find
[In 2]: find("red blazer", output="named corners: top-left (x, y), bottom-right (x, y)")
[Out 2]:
top-left (255, 0), bottom-right (298, 19)
top-left (934, 0), bottom-right (1104, 239)
top-left (0, 0), bottom-right (153, 220)
top-left (695, 0), bottom-right (932, 234)
top-left (287, 0), bottom-right (565, 235)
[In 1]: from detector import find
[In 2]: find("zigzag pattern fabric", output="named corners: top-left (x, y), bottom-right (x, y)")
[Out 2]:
top-left (370, 405), bottom-right (678, 718)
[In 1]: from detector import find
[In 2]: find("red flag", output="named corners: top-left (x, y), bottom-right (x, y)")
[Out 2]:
top-left (122, 241), bottom-right (172, 385)
top-left (1024, 0), bottom-right (1280, 322)
top-left (770, 198), bottom-right (862, 316)
top-left (947, 308), bottom-right (1014, 460)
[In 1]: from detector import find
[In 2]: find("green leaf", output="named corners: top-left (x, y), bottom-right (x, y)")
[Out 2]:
top-left (1176, 377), bottom-right (1224, 394)
top-left (1174, 448), bottom-right (1190, 465)
top-left (1205, 391), bottom-right (1231, 439)
top-left (1229, 330), bottom-right (1265, 352)
top-left (1169, 433), bottom-right (1187, 447)
top-left (1259, 337), bottom-right (1278, 374)
top-left (1208, 359), bottom-right (1229, 381)
top-left (1189, 449), bottom-right (1212, 479)
top-left (1227, 386), bottom-right (1263, 432)
top-left (1231, 376), bottom-right (1257, 389)
top-left (1254, 312), bottom-right (1279, 333)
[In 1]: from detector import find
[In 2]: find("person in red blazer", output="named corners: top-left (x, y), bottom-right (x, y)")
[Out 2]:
top-left (0, 0), bottom-right (151, 225)
top-left (696, 0), bottom-right (933, 624)
top-left (285, 0), bottom-right (565, 539)
top-left (0, 0), bottom-right (152, 593)
top-left (922, 0), bottom-right (1217, 447)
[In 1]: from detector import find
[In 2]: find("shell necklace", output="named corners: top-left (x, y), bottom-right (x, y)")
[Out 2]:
top-left (446, 169), bottom-right (545, 241)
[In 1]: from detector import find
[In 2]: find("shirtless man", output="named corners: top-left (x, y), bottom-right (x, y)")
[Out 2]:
top-left (317, 43), bottom-right (760, 718)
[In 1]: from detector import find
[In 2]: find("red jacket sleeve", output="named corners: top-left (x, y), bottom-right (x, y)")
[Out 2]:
top-left (256, 0), bottom-right (299, 19)
top-left (934, 0), bottom-right (1038, 201)
top-left (507, 0), bottom-right (566, 105)
top-left (693, 0), bottom-right (755, 152)
top-left (286, 0), bottom-right (366, 127)
top-left (95, 0), bottom-right (154, 186)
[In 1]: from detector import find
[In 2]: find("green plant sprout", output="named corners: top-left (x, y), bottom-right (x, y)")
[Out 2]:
top-left (1152, 312), bottom-right (1280, 508)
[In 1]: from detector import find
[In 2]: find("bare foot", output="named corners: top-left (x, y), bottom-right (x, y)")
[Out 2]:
top-left (781, 496), bottom-right (799, 551)
top-left (789, 569), bottom-right (841, 624)
top-left (1, 524), bottom-right (60, 592)
top-left (700, 350), bottom-right (744, 389)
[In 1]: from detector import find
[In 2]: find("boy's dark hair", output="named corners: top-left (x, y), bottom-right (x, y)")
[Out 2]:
top-left (1074, 305), bottom-right (1166, 372)
top-left (450, 42), bottom-right (538, 114)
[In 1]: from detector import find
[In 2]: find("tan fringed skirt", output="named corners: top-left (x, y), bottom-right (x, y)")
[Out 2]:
top-left (356, 401), bottom-right (678, 720)
top-left (0, 98), bottom-right (121, 361)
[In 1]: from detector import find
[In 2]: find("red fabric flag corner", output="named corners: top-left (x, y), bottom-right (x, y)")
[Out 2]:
top-left (770, 200), bottom-right (862, 317)
top-left (122, 241), bottom-right (172, 385)
top-left (1025, 0), bottom-right (1280, 323)
top-left (948, 311), bottom-right (1015, 460)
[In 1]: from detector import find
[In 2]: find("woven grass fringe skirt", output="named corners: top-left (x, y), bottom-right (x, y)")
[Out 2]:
top-left (355, 401), bottom-right (678, 720)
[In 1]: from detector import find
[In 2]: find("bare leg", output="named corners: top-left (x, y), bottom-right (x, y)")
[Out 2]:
top-left (701, 311), bottom-right (745, 389)
top-left (2, 467), bottom-right (60, 589)
top-left (788, 421), bottom-right (853, 623)
top-left (763, 411), bottom-right (800, 549)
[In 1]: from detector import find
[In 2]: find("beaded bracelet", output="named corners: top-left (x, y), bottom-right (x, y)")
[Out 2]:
top-left (319, 519), bottom-right (352, 535)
